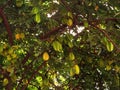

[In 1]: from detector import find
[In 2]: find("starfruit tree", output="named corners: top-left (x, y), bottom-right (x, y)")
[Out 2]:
top-left (0, 0), bottom-right (120, 90)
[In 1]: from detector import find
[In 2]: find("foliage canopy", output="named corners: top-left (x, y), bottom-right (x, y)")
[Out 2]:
top-left (0, 0), bottom-right (120, 90)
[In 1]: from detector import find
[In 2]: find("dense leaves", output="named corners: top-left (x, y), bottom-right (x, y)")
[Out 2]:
top-left (0, 0), bottom-right (120, 90)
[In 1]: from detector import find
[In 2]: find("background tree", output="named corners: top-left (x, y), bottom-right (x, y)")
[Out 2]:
top-left (0, 0), bottom-right (120, 90)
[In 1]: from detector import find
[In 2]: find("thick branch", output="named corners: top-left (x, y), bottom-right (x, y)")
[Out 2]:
top-left (40, 24), bottom-right (67, 40)
top-left (0, 8), bottom-right (13, 45)
top-left (40, 18), bottom-right (119, 41)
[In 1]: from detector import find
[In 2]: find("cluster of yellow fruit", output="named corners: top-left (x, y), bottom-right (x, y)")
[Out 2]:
top-left (15, 33), bottom-right (25, 40)
top-left (0, 44), bottom-right (19, 86)
top-left (1, 44), bottom-right (18, 62)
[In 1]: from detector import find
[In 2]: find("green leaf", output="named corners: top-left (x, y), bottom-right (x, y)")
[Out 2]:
top-left (34, 13), bottom-right (41, 23)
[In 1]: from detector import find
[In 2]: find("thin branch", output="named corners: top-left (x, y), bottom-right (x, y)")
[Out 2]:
top-left (22, 52), bottom-right (30, 65)
top-left (90, 23), bottom-right (120, 53)
top-left (0, 8), bottom-right (13, 45)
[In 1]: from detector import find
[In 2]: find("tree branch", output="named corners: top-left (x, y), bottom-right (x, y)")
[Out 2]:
top-left (22, 52), bottom-right (31, 65)
top-left (90, 23), bottom-right (120, 53)
top-left (22, 61), bottom-right (47, 90)
top-left (0, 8), bottom-right (13, 45)
top-left (40, 24), bottom-right (67, 40)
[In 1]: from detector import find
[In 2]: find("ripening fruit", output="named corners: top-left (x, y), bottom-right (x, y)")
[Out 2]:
top-left (67, 19), bottom-right (73, 26)
top-left (43, 52), bottom-right (49, 61)
top-left (74, 64), bottom-right (80, 75)
top-left (69, 52), bottom-right (75, 60)
top-left (15, 33), bottom-right (25, 40)
top-left (6, 67), bottom-right (14, 73)
top-left (3, 78), bottom-right (8, 86)
top-left (106, 65), bottom-right (111, 71)
top-left (15, 34), bottom-right (21, 40)
top-left (95, 5), bottom-right (99, 11)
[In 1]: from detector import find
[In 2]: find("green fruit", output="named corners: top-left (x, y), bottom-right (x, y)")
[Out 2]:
top-left (31, 7), bottom-right (39, 14)
top-left (52, 41), bottom-right (62, 52)
top-left (101, 37), bottom-right (108, 45)
top-left (16, 1), bottom-right (23, 7)
top-left (106, 65), bottom-right (111, 71)
top-left (69, 52), bottom-right (75, 60)
top-left (106, 42), bottom-right (114, 52)
top-left (3, 78), bottom-right (8, 86)
top-left (34, 13), bottom-right (41, 23)
top-left (67, 12), bottom-right (73, 19)
top-left (68, 42), bottom-right (73, 48)
top-left (101, 37), bottom-right (114, 52)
